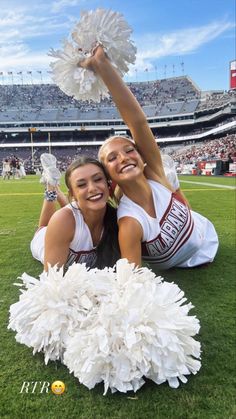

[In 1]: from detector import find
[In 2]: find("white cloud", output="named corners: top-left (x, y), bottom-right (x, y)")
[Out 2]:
top-left (0, 42), bottom-right (29, 59)
top-left (0, 10), bottom-right (26, 27)
top-left (0, 9), bottom-right (234, 83)
top-left (134, 21), bottom-right (234, 60)
top-left (51, 0), bottom-right (84, 13)
top-left (0, 5), bottom-right (72, 75)
top-left (0, 29), bottom-right (21, 43)
top-left (0, 12), bottom-right (70, 42)
top-left (0, 47), bottom-right (51, 72)
top-left (127, 20), bottom-right (234, 76)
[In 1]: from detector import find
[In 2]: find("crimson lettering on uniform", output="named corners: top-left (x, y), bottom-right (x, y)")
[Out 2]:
top-left (145, 198), bottom-right (188, 257)
top-left (66, 249), bottom-right (97, 268)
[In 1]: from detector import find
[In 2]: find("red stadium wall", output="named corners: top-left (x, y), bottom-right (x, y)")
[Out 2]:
top-left (196, 160), bottom-right (231, 175)
top-left (230, 60), bottom-right (236, 89)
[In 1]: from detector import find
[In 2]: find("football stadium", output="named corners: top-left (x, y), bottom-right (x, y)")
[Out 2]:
top-left (0, 77), bottom-right (235, 176)
top-left (0, 3), bottom-right (235, 419)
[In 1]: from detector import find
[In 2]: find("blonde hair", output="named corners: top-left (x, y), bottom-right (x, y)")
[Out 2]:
top-left (98, 135), bottom-right (134, 163)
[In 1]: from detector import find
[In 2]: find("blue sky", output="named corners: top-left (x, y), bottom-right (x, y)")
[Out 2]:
top-left (0, 0), bottom-right (235, 91)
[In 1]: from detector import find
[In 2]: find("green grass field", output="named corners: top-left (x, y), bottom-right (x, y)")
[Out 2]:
top-left (0, 175), bottom-right (235, 419)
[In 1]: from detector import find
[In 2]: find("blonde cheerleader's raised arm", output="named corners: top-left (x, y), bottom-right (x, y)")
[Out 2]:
top-left (48, 8), bottom-right (167, 184)
top-left (84, 46), bottom-right (167, 182)
top-left (49, 9), bottom-right (182, 193)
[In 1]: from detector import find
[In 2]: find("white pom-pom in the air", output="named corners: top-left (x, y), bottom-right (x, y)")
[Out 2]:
top-left (48, 9), bottom-right (137, 102)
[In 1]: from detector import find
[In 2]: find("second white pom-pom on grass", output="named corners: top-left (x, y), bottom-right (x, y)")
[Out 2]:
top-left (63, 259), bottom-right (201, 394)
top-left (8, 259), bottom-right (201, 394)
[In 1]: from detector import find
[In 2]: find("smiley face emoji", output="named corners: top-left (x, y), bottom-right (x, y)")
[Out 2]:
top-left (51, 380), bottom-right (65, 395)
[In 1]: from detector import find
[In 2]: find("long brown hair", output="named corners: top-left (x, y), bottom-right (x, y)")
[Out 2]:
top-left (65, 156), bottom-right (120, 268)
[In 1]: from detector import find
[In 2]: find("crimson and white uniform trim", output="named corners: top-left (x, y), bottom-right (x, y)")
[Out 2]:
top-left (117, 180), bottom-right (219, 270)
top-left (30, 203), bottom-right (98, 269)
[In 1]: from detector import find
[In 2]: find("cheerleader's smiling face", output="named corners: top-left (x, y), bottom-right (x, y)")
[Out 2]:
top-left (68, 163), bottom-right (109, 212)
top-left (99, 137), bottom-right (144, 185)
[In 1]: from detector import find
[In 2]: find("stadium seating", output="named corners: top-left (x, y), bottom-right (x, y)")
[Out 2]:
top-left (0, 76), bottom-right (235, 176)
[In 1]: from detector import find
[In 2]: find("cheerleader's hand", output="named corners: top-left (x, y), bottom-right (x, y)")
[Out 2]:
top-left (78, 45), bottom-right (108, 72)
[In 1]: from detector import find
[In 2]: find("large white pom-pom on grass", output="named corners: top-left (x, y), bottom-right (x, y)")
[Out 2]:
top-left (8, 259), bottom-right (201, 394)
top-left (48, 8), bottom-right (136, 102)
top-left (8, 263), bottom-right (110, 364)
top-left (63, 259), bottom-right (201, 394)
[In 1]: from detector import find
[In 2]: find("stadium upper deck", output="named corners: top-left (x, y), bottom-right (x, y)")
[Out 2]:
top-left (0, 76), bottom-right (235, 146)
top-left (0, 76), bottom-right (199, 110)
top-left (1, 75), bottom-right (232, 121)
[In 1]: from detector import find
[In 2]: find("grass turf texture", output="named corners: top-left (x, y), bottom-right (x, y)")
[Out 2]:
top-left (0, 175), bottom-right (235, 419)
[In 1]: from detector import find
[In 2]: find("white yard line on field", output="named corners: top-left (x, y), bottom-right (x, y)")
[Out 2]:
top-left (180, 180), bottom-right (236, 190)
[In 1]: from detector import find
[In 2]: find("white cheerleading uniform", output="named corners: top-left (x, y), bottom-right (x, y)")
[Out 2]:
top-left (117, 180), bottom-right (219, 270)
top-left (30, 203), bottom-right (98, 269)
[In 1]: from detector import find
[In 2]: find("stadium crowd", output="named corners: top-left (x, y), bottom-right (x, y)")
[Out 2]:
top-left (197, 90), bottom-right (235, 111)
top-left (1, 134), bottom-right (235, 178)
top-left (0, 77), bottom-right (200, 110)
top-left (0, 75), bottom-right (235, 177)
top-left (0, 77), bottom-right (234, 124)
top-left (170, 134), bottom-right (236, 165)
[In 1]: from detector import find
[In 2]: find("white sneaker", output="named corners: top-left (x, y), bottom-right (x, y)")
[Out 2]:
top-left (40, 153), bottom-right (61, 186)
top-left (40, 153), bottom-right (57, 169)
top-left (161, 154), bottom-right (180, 190)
